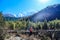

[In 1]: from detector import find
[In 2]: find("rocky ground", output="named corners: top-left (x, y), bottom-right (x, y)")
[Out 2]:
top-left (4, 33), bottom-right (52, 40)
top-left (4, 30), bottom-right (55, 40)
top-left (4, 34), bottom-right (42, 40)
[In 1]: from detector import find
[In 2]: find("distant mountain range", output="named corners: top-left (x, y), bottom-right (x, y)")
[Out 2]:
top-left (3, 14), bottom-right (15, 17)
top-left (3, 14), bottom-right (18, 21)
top-left (3, 4), bottom-right (60, 22)
top-left (29, 4), bottom-right (60, 22)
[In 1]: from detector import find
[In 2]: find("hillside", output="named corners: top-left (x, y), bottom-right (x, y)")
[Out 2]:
top-left (29, 4), bottom-right (60, 22)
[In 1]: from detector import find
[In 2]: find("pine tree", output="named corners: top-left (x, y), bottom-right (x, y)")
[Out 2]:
top-left (0, 12), bottom-right (5, 28)
top-left (53, 22), bottom-right (56, 29)
top-left (0, 11), bottom-right (5, 40)
top-left (49, 23), bottom-right (53, 29)
top-left (56, 22), bottom-right (60, 29)
top-left (42, 19), bottom-right (48, 30)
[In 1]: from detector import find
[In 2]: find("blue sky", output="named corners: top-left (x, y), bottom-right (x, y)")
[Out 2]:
top-left (0, 0), bottom-right (60, 17)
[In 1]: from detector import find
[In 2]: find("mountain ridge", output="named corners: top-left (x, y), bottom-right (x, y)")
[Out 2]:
top-left (29, 4), bottom-right (60, 22)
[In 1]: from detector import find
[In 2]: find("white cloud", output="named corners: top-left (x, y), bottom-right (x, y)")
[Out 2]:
top-left (17, 13), bottom-right (24, 17)
top-left (13, 14), bottom-right (17, 17)
top-left (13, 9), bottom-right (38, 17)
top-left (20, 14), bottom-right (24, 17)
top-left (13, 13), bottom-right (24, 17)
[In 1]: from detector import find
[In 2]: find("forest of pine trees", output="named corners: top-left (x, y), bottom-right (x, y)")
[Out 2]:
top-left (0, 12), bottom-right (60, 30)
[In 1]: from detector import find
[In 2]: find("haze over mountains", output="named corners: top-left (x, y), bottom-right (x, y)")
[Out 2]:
top-left (29, 4), bottom-right (60, 22)
top-left (3, 4), bottom-right (60, 22)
